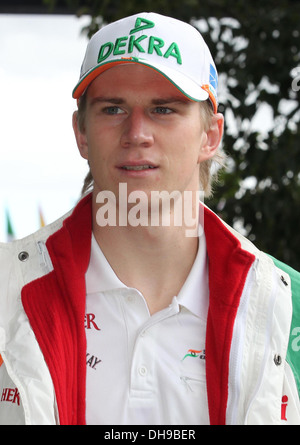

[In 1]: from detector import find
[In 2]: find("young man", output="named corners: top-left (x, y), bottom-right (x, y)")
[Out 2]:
top-left (0, 12), bottom-right (300, 425)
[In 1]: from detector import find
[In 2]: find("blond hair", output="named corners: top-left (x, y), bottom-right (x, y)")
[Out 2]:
top-left (76, 93), bottom-right (225, 197)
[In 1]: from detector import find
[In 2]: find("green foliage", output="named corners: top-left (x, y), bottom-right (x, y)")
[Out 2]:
top-left (46, 0), bottom-right (300, 269)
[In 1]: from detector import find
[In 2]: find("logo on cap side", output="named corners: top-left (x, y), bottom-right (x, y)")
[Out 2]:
top-left (209, 63), bottom-right (218, 97)
top-left (97, 16), bottom-right (182, 65)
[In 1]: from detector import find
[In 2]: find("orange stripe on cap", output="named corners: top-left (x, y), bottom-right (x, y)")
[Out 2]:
top-left (0, 354), bottom-right (3, 368)
top-left (201, 84), bottom-right (218, 114)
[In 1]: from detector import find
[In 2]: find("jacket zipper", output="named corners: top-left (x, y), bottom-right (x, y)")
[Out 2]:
top-left (243, 266), bottom-right (283, 424)
top-left (226, 259), bottom-right (258, 425)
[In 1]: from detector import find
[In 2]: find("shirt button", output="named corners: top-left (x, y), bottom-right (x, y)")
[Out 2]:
top-left (138, 366), bottom-right (148, 377)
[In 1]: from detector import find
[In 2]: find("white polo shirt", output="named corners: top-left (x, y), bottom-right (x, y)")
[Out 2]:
top-left (85, 232), bottom-right (209, 425)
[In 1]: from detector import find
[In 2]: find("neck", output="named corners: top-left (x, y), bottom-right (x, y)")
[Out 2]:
top-left (92, 190), bottom-right (200, 314)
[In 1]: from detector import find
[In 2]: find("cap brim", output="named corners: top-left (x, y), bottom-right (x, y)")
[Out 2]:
top-left (72, 59), bottom-right (209, 104)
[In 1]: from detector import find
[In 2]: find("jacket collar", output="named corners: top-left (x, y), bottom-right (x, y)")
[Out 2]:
top-left (22, 193), bottom-right (92, 425)
top-left (22, 193), bottom-right (255, 425)
top-left (203, 205), bottom-right (255, 424)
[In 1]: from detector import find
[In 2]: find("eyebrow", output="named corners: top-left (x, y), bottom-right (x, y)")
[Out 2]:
top-left (151, 97), bottom-right (191, 105)
top-left (89, 96), bottom-right (191, 106)
top-left (89, 97), bottom-right (125, 106)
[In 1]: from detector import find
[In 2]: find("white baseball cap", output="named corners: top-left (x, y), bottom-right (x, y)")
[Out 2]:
top-left (72, 12), bottom-right (218, 113)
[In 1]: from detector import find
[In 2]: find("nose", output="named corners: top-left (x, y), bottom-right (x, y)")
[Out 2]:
top-left (120, 108), bottom-right (154, 149)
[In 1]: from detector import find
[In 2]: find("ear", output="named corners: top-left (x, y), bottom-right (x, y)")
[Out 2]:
top-left (199, 113), bottom-right (224, 162)
top-left (72, 111), bottom-right (89, 160)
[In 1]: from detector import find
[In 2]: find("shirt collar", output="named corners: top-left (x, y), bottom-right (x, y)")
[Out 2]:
top-left (85, 233), bottom-right (127, 294)
top-left (86, 230), bottom-right (209, 320)
top-left (176, 230), bottom-right (209, 320)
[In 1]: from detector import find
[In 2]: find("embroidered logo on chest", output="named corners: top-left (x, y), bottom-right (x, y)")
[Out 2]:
top-left (181, 349), bottom-right (205, 361)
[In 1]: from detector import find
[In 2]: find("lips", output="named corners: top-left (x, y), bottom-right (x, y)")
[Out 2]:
top-left (121, 164), bottom-right (157, 171)
top-left (117, 161), bottom-right (158, 171)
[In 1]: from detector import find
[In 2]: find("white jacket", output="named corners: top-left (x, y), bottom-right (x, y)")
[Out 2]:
top-left (0, 193), bottom-right (300, 425)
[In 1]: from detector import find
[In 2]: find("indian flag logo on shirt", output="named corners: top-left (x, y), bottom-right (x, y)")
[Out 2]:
top-left (182, 349), bottom-right (205, 361)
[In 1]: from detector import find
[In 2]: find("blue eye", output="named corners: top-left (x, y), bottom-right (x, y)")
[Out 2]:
top-left (154, 107), bottom-right (173, 114)
top-left (104, 106), bottom-right (123, 115)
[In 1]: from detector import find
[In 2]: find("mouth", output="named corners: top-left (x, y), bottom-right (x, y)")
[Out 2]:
top-left (120, 164), bottom-right (158, 171)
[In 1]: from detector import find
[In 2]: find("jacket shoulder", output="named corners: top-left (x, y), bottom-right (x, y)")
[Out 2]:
top-left (0, 207), bottom-right (72, 290)
top-left (269, 256), bottom-right (300, 296)
top-left (0, 206), bottom-right (72, 254)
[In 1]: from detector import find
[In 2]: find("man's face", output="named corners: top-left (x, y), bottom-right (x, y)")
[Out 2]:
top-left (74, 64), bottom-right (218, 200)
